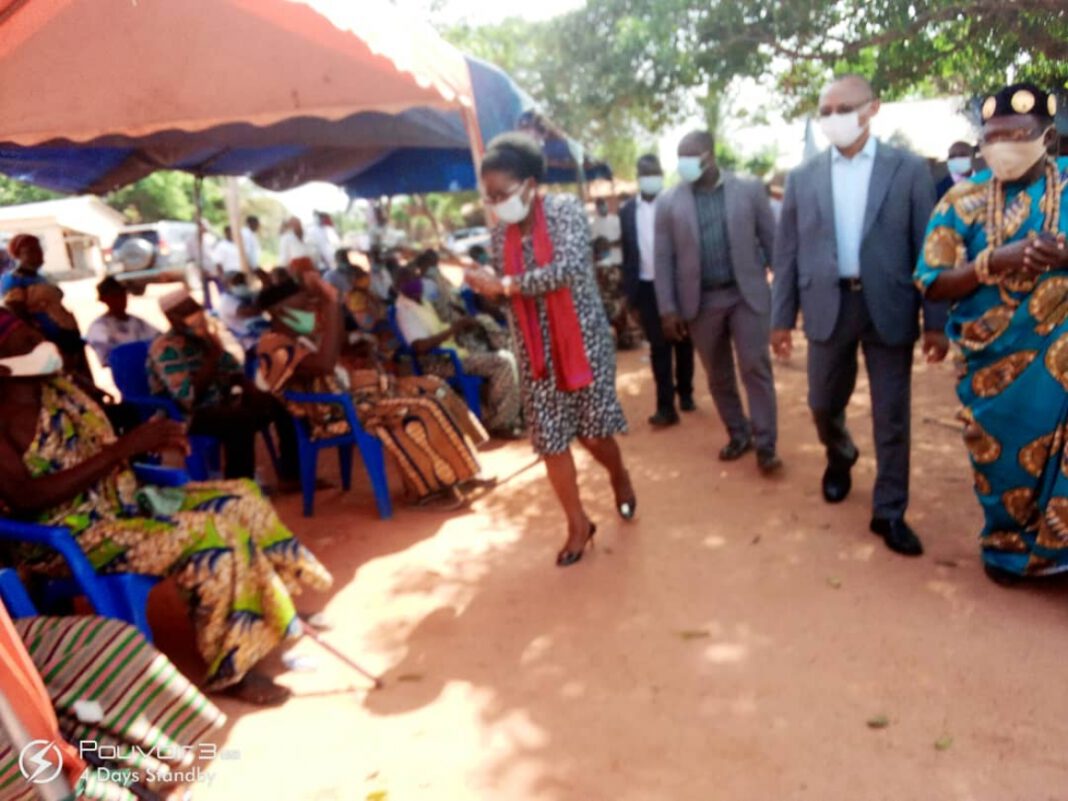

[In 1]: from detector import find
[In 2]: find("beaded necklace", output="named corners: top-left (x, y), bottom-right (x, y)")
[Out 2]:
top-left (980, 158), bottom-right (1064, 304)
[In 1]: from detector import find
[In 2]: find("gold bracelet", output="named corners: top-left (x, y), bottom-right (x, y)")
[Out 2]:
top-left (974, 248), bottom-right (998, 286)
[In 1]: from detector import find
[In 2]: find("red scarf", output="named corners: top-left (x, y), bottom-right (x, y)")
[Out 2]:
top-left (504, 197), bottom-right (593, 392)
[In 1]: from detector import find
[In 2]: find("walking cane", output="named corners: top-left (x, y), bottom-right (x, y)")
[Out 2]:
top-left (301, 623), bottom-right (384, 689)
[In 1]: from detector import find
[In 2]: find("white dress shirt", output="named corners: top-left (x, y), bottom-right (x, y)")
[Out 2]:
top-left (636, 197), bottom-right (657, 281)
top-left (278, 230), bottom-right (309, 268)
top-left (210, 239), bottom-right (241, 274)
top-left (306, 223), bottom-right (341, 272)
top-left (831, 135), bottom-right (877, 279)
top-left (241, 226), bottom-right (261, 269)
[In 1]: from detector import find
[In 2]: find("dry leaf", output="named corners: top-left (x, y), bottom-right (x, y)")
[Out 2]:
top-left (678, 630), bottom-right (711, 640)
top-left (866, 715), bottom-right (890, 729)
top-left (935, 736), bottom-right (953, 751)
top-left (397, 673), bottom-right (424, 683)
top-left (827, 577), bottom-right (843, 589)
top-left (366, 792), bottom-right (388, 801)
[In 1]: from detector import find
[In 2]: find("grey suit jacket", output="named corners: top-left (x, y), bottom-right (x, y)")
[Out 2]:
top-left (654, 172), bottom-right (776, 322)
top-left (770, 141), bottom-right (947, 346)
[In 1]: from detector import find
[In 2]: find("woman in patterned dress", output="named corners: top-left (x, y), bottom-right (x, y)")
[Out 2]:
top-left (466, 133), bottom-right (634, 567)
top-left (0, 310), bottom-right (332, 706)
top-left (914, 83), bottom-right (1068, 584)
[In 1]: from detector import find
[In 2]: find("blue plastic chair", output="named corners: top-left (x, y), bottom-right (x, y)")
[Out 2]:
top-left (283, 391), bottom-right (393, 519)
top-left (109, 340), bottom-right (281, 481)
top-left (386, 304), bottom-right (484, 420)
top-left (0, 464), bottom-right (189, 640)
top-left (459, 286), bottom-right (480, 316)
top-left (109, 340), bottom-right (221, 479)
top-left (0, 567), bottom-right (36, 618)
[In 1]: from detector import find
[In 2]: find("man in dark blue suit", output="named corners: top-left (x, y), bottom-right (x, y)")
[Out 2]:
top-left (621, 154), bottom-right (695, 427)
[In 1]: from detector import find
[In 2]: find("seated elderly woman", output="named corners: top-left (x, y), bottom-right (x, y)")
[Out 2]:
top-left (2, 233), bottom-right (93, 380)
top-left (0, 309), bottom-right (332, 706)
top-left (0, 607), bottom-right (225, 800)
top-left (255, 270), bottom-right (492, 511)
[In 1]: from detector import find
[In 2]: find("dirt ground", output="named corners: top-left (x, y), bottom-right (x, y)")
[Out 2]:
top-left (65, 279), bottom-right (1068, 801)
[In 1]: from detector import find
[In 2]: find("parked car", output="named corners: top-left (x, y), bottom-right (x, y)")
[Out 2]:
top-left (444, 226), bottom-right (490, 258)
top-left (105, 221), bottom-right (217, 294)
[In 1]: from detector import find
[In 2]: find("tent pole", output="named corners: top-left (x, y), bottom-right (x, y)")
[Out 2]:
top-left (459, 69), bottom-right (493, 227)
top-left (227, 176), bottom-right (248, 275)
top-left (194, 176), bottom-right (212, 310)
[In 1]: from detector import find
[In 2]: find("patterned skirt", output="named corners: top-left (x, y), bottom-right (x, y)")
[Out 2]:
top-left (69, 480), bottom-right (332, 690)
top-left (0, 616), bottom-right (225, 801)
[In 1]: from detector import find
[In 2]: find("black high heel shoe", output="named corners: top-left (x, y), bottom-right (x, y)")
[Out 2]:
top-left (556, 523), bottom-right (597, 568)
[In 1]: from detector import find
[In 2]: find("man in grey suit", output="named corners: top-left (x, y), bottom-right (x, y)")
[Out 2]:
top-left (771, 75), bottom-right (949, 556)
top-left (656, 130), bottom-right (782, 475)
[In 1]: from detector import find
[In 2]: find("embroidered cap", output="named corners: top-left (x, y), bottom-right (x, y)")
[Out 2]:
top-left (981, 82), bottom-right (1057, 123)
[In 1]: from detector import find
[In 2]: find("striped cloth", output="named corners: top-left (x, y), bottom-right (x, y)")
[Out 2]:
top-left (0, 616), bottom-right (225, 801)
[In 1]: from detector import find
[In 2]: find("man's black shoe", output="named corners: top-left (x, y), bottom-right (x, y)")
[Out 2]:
top-left (870, 517), bottom-right (924, 557)
top-left (679, 397), bottom-right (697, 413)
top-left (648, 410), bottom-right (680, 428)
top-left (821, 451), bottom-right (859, 503)
top-left (719, 436), bottom-right (754, 461)
top-left (757, 449), bottom-right (783, 475)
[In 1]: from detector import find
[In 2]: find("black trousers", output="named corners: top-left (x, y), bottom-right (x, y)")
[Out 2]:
top-left (189, 389), bottom-right (299, 481)
top-left (635, 280), bottom-right (695, 413)
top-left (807, 289), bottom-right (914, 519)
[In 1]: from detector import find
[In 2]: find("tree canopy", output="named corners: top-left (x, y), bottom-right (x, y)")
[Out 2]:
top-left (443, 0), bottom-right (1067, 174)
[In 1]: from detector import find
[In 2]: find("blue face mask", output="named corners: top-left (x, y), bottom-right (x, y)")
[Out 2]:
top-left (280, 307), bottom-right (317, 336)
top-left (638, 175), bottom-right (664, 196)
top-left (677, 155), bottom-right (707, 184)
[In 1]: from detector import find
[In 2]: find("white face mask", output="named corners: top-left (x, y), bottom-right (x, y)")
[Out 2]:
top-left (677, 156), bottom-right (706, 184)
top-left (980, 135), bottom-right (1049, 183)
top-left (0, 340), bottom-right (63, 377)
top-left (947, 157), bottom-right (973, 177)
top-left (492, 182), bottom-right (532, 225)
top-left (820, 105), bottom-right (870, 149)
top-left (638, 175), bottom-right (664, 196)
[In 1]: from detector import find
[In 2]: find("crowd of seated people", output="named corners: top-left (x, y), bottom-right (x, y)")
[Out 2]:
top-left (0, 231), bottom-right (523, 730)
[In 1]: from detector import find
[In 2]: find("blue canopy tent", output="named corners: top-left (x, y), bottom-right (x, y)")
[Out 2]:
top-left (339, 56), bottom-right (612, 198)
top-left (0, 57), bottom-right (608, 199)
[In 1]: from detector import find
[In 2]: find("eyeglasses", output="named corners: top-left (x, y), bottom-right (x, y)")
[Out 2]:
top-left (482, 182), bottom-right (524, 206)
top-left (817, 99), bottom-right (873, 117)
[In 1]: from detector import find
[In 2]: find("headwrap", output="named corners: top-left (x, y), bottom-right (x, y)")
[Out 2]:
top-left (503, 196), bottom-right (593, 392)
top-left (6, 234), bottom-right (38, 260)
top-left (981, 82), bottom-right (1057, 123)
top-left (158, 287), bottom-right (195, 314)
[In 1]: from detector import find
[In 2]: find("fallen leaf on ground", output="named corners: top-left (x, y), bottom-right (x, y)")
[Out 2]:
top-left (751, 535), bottom-right (762, 545)
top-left (678, 630), bottom-right (711, 640)
top-left (866, 715), bottom-right (891, 729)
top-left (935, 560), bottom-right (959, 568)
top-left (366, 792), bottom-right (388, 801)
top-left (397, 673), bottom-right (424, 682)
top-left (827, 577), bottom-right (843, 589)
top-left (935, 736), bottom-right (954, 751)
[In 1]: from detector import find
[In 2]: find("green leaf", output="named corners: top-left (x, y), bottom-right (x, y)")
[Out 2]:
top-left (935, 736), bottom-right (953, 751)
top-left (866, 715), bottom-right (891, 729)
